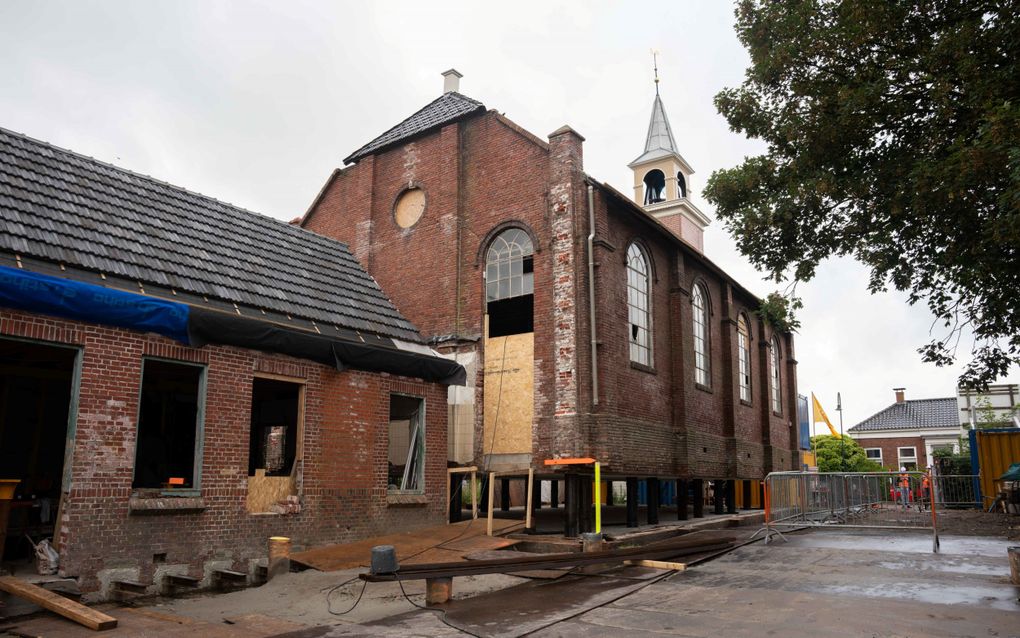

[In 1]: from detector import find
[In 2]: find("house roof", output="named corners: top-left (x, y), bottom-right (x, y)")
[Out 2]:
top-left (0, 126), bottom-right (422, 342)
top-left (343, 91), bottom-right (486, 165)
top-left (848, 398), bottom-right (960, 432)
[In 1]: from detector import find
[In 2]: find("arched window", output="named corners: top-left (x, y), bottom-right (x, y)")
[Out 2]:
top-left (626, 243), bottom-right (652, 366)
top-left (677, 172), bottom-right (687, 198)
top-left (737, 315), bottom-right (751, 402)
top-left (770, 337), bottom-right (782, 413)
top-left (643, 169), bottom-right (666, 205)
top-left (692, 284), bottom-right (709, 386)
top-left (485, 228), bottom-right (534, 337)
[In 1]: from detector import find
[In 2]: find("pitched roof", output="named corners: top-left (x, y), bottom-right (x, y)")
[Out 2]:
top-left (343, 91), bottom-right (486, 165)
top-left (630, 94), bottom-right (681, 166)
top-left (848, 398), bottom-right (960, 432)
top-left (0, 126), bottom-right (421, 342)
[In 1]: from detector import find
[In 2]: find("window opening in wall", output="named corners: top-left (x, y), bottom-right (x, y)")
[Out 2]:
top-left (249, 378), bottom-right (300, 477)
top-left (133, 359), bottom-right (203, 490)
top-left (770, 337), bottom-right (782, 412)
top-left (627, 243), bottom-right (652, 366)
top-left (692, 284), bottom-right (709, 385)
top-left (643, 169), bottom-right (666, 205)
top-left (0, 338), bottom-right (77, 561)
top-left (677, 172), bottom-right (687, 198)
top-left (737, 315), bottom-right (751, 402)
top-left (388, 395), bottom-right (425, 493)
top-left (485, 228), bottom-right (534, 337)
top-left (865, 448), bottom-right (883, 464)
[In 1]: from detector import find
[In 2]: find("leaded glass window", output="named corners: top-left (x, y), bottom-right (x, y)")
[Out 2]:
top-left (692, 284), bottom-right (709, 386)
top-left (626, 243), bottom-right (651, 366)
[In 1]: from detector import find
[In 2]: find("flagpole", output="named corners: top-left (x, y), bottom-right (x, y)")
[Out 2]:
top-left (837, 392), bottom-right (845, 471)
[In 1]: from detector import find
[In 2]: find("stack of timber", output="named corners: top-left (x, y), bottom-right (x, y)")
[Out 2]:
top-left (361, 534), bottom-right (734, 582)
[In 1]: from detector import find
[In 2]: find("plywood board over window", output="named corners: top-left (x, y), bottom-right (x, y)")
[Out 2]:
top-left (247, 375), bottom-right (304, 513)
top-left (482, 332), bottom-right (534, 456)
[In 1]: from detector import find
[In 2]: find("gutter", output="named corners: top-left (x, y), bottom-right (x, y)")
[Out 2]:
top-left (587, 184), bottom-right (599, 406)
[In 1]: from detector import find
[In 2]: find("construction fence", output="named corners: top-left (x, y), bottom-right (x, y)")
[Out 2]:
top-left (761, 471), bottom-right (940, 552)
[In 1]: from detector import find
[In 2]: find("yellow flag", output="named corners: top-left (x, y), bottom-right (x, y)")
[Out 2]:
top-left (812, 393), bottom-right (841, 438)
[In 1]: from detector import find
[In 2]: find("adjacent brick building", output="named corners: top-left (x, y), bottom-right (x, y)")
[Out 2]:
top-left (301, 71), bottom-right (800, 529)
top-left (0, 126), bottom-right (463, 599)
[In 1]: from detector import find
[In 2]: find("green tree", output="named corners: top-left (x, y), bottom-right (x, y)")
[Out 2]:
top-left (811, 435), bottom-right (884, 472)
top-left (704, 1), bottom-right (1020, 388)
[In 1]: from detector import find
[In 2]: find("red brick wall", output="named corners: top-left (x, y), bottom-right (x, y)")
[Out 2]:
top-left (855, 436), bottom-right (927, 470)
top-left (302, 109), bottom-right (800, 481)
top-left (1, 309), bottom-right (447, 596)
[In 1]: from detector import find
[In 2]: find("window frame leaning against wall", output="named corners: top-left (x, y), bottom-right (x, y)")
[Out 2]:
top-left (737, 314), bottom-right (751, 403)
top-left (692, 283), bottom-right (710, 387)
top-left (626, 242), bottom-right (652, 367)
top-left (132, 357), bottom-right (207, 496)
top-left (770, 336), bottom-right (782, 414)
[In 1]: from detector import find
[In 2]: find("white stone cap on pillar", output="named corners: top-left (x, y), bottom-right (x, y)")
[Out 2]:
top-left (442, 69), bottom-right (463, 93)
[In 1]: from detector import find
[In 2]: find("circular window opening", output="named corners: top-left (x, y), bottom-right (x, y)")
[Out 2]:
top-left (394, 188), bottom-right (426, 228)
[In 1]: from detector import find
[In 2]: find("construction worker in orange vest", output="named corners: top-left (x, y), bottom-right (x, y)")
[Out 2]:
top-left (921, 473), bottom-right (931, 510)
top-left (898, 468), bottom-right (911, 509)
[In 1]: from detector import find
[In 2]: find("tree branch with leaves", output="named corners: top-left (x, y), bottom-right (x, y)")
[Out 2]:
top-left (705, 0), bottom-right (1020, 388)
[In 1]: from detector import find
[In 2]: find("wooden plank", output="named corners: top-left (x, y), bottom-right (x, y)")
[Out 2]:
top-left (525, 468), bottom-right (534, 530)
top-left (289, 518), bottom-right (523, 572)
top-left (487, 472), bottom-right (496, 536)
top-left (623, 559), bottom-right (687, 571)
top-left (471, 471), bottom-right (478, 520)
top-left (448, 466), bottom-right (478, 474)
top-left (0, 576), bottom-right (117, 631)
top-left (543, 457), bottom-right (596, 466)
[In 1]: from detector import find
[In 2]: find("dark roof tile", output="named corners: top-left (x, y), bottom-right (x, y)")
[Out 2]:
top-left (0, 126), bottom-right (422, 342)
top-left (848, 398), bottom-right (959, 432)
top-left (343, 92), bottom-right (485, 164)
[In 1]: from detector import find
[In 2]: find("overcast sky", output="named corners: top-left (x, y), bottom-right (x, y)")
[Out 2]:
top-left (1, 1), bottom-right (1014, 430)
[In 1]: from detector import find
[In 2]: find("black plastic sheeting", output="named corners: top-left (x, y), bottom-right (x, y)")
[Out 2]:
top-left (188, 307), bottom-right (465, 385)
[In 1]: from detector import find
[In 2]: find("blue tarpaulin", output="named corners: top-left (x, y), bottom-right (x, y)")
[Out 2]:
top-left (0, 265), bottom-right (190, 343)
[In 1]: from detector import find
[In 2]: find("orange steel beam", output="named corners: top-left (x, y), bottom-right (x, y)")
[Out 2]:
top-left (543, 458), bottom-right (596, 466)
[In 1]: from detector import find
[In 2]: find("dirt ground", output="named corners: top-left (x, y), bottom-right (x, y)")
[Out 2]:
top-left (935, 507), bottom-right (1020, 539)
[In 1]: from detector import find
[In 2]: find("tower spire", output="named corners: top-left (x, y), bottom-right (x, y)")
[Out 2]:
top-left (652, 49), bottom-right (660, 96)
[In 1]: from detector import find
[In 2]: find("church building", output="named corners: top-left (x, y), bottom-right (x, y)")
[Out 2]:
top-left (301, 69), bottom-right (800, 531)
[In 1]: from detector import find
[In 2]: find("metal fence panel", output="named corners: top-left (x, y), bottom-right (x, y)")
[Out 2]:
top-left (761, 471), bottom-right (939, 553)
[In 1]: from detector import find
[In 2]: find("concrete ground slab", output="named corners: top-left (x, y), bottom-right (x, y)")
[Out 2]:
top-left (320, 529), bottom-right (1020, 637)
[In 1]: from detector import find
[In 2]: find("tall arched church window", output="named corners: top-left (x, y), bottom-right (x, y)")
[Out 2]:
top-left (643, 169), bottom-right (666, 205)
top-left (737, 315), bottom-right (751, 402)
top-left (485, 228), bottom-right (534, 337)
top-left (626, 243), bottom-right (652, 366)
top-left (692, 284), bottom-right (709, 386)
top-left (771, 337), bottom-right (782, 413)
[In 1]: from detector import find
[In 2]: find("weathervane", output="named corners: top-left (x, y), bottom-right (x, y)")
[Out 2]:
top-left (651, 48), bottom-right (660, 96)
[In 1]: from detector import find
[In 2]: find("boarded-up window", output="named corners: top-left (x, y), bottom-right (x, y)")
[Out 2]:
top-left (133, 359), bottom-right (204, 490)
top-left (388, 395), bottom-right (425, 493)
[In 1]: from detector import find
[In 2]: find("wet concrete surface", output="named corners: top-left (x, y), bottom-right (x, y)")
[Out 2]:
top-left (319, 529), bottom-right (1020, 637)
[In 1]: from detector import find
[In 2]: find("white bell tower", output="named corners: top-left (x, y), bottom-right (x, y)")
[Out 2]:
top-left (629, 54), bottom-right (710, 252)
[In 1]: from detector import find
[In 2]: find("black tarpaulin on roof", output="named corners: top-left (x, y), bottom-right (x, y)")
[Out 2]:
top-left (187, 307), bottom-right (465, 385)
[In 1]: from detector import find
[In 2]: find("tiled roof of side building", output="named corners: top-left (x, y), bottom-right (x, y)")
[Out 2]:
top-left (0, 126), bottom-right (422, 342)
top-left (848, 398), bottom-right (960, 432)
top-left (343, 91), bottom-right (486, 164)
